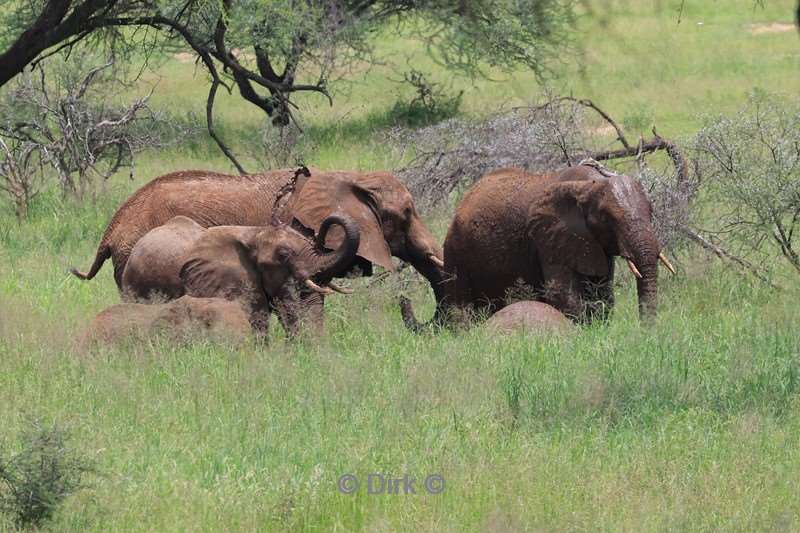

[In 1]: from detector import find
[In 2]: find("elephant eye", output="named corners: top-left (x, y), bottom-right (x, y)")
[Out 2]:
top-left (275, 246), bottom-right (293, 262)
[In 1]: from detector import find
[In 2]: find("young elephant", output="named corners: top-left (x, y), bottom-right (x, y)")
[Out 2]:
top-left (122, 216), bottom-right (205, 301)
top-left (122, 214), bottom-right (360, 337)
top-left (484, 301), bottom-right (574, 335)
top-left (78, 296), bottom-right (252, 347)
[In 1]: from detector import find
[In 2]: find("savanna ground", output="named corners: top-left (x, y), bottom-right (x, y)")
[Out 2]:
top-left (1, 1), bottom-right (800, 530)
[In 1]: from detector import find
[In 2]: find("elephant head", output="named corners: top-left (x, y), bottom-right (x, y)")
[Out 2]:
top-left (529, 172), bottom-right (673, 322)
top-left (179, 214), bottom-right (360, 332)
top-left (288, 171), bottom-right (446, 300)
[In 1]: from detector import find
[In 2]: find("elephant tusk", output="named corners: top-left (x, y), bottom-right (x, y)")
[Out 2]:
top-left (659, 252), bottom-right (676, 275)
top-left (429, 255), bottom-right (445, 268)
top-left (305, 279), bottom-right (334, 295)
top-left (626, 259), bottom-right (643, 279)
top-left (327, 281), bottom-right (354, 294)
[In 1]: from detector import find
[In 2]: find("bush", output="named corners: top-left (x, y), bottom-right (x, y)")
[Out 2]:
top-left (387, 70), bottom-right (463, 128)
top-left (0, 418), bottom-right (93, 529)
top-left (694, 91), bottom-right (800, 276)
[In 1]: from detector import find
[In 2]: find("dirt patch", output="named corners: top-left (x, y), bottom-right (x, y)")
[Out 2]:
top-left (747, 22), bottom-right (795, 35)
top-left (174, 52), bottom-right (196, 64)
top-left (591, 124), bottom-right (618, 136)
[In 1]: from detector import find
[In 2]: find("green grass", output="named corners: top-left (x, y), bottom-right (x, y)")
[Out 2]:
top-left (1, 0), bottom-right (800, 530)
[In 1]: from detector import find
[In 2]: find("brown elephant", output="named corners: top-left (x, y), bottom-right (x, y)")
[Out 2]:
top-left (401, 160), bottom-right (675, 330)
top-left (78, 296), bottom-right (252, 347)
top-left (69, 167), bottom-right (445, 301)
top-left (121, 214), bottom-right (360, 337)
top-left (484, 301), bottom-right (574, 335)
top-left (121, 216), bottom-right (204, 301)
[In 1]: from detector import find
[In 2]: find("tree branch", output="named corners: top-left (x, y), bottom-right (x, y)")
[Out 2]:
top-left (206, 76), bottom-right (247, 174)
top-left (682, 226), bottom-right (782, 289)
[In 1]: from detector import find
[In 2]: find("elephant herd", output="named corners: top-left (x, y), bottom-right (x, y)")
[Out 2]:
top-left (73, 161), bottom-right (675, 345)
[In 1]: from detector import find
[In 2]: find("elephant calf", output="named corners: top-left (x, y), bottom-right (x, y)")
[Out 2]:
top-left (121, 214), bottom-right (360, 338)
top-left (484, 301), bottom-right (574, 335)
top-left (78, 296), bottom-right (252, 347)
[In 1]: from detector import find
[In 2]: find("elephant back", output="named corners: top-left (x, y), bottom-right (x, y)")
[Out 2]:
top-left (179, 226), bottom-right (264, 306)
top-left (98, 169), bottom-right (307, 287)
top-left (485, 301), bottom-right (574, 334)
top-left (122, 216), bottom-right (205, 301)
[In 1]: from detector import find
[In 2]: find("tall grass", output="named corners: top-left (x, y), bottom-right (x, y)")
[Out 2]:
top-left (1, 0), bottom-right (799, 530)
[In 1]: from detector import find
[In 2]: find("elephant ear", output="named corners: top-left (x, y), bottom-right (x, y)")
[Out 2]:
top-left (528, 182), bottom-right (609, 277)
top-left (179, 227), bottom-right (262, 300)
top-left (291, 174), bottom-right (394, 271)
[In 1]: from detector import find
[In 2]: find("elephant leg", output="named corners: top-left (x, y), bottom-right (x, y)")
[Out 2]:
top-left (248, 303), bottom-right (271, 339)
top-left (273, 288), bottom-right (325, 339)
top-left (582, 258), bottom-right (615, 323)
top-left (540, 263), bottom-right (585, 322)
top-left (293, 290), bottom-right (325, 338)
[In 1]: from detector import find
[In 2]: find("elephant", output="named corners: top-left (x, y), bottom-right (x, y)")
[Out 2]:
top-left (400, 160), bottom-right (675, 330)
top-left (121, 213), bottom-right (360, 337)
top-left (121, 215), bottom-right (205, 301)
top-left (69, 167), bottom-right (445, 303)
top-left (78, 296), bottom-right (252, 347)
top-left (483, 301), bottom-right (574, 335)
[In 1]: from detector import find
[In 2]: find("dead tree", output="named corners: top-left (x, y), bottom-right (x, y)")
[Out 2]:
top-left (0, 57), bottom-right (194, 205)
top-left (0, 139), bottom-right (44, 220)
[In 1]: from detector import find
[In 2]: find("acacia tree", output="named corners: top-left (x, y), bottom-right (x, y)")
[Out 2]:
top-left (0, 0), bottom-right (574, 172)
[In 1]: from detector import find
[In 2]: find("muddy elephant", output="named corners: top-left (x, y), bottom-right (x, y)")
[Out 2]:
top-left (78, 296), bottom-right (252, 347)
top-left (121, 214), bottom-right (360, 337)
top-left (401, 160), bottom-right (675, 329)
top-left (484, 301), bottom-right (574, 335)
top-left (70, 167), bottom-right (445, 302)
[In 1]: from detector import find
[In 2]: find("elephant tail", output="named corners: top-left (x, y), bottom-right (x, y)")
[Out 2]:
top-left (399, 295), bottom-right (444, 334)
top-left (69, 244), bottom-right (111, 281)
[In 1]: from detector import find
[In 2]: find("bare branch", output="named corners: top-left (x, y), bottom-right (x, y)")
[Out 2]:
top-left (206, 77), bottom-right (247, 174)
top-left (682, 226), bottom-right (781, 289)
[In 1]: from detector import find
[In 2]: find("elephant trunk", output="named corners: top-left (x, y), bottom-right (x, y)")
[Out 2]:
top-left (405, 217), bottom-right (447, 302)
top-left (312, 214), bottom-right (361, 281)
top-left (636, 263), bottom-right (658, 324)
top-left (399, 295), bottom-right (447, 333)
top-left (398, 217), bottom-right (448, 333)
top-left (623, 222), bottom-right (659, 324)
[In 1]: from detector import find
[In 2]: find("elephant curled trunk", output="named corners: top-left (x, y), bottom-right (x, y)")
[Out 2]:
top-left (308, 214), bottom-right (361, 284)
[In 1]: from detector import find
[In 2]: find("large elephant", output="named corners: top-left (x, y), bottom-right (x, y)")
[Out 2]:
top-left (121, 214), bottom-right (360, 337)
top-left (401, 161), bottom-right (675, 329)
top-left (70, 167), bottom-right (445, 300)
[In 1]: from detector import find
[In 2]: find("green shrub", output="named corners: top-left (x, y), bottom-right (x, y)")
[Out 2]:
top-left (0, 418), bottom-right (93, 529)
top-left (388, 70), bottom-right (463, 128)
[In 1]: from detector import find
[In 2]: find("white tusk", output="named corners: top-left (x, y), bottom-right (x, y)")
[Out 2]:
top-left (327, 281), bottom-right (353, 294)
top-left (626, 259), bottom-right (643, 279)
top-left (429, 255), bottom-right (445, 268)
top-left (304, 279), bottom-right (334, 295)
top-left (659, 252), bottom-right (676, 275)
